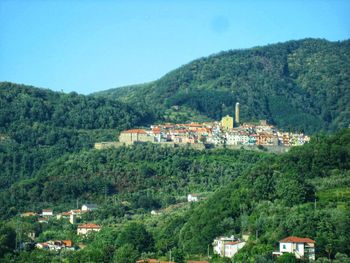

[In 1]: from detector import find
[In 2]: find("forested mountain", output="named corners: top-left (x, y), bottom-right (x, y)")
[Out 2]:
top-left (94, 38), bottom-right (350, 133)
top-left (0, 82), bottom-right (153, 190)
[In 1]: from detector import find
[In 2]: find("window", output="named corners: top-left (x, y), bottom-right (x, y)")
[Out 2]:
top-left (283, 244), bottom-right (286, 249)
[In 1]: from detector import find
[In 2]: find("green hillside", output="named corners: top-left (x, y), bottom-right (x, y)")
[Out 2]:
top-left (1, 128), bottom-right (349, 262)
top-left (0, 82), bottom-right (153, 190)
top-left (94, 38), bottom-right (350, 133)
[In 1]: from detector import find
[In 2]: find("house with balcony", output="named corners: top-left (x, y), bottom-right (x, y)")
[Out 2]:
top-left (272, 236), bottom-right (316, 260)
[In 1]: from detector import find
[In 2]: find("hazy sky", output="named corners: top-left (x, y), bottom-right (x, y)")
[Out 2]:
top-left (1, 0), bottom-right (349, 94)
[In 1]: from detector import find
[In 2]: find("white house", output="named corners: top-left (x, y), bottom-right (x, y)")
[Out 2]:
top-left (213, 235), bottom-right (246, 258)
top-left (42, 209), bottom-right (53, 216)
top-left (273, 236), bottom-right (316, 260)
top-left (187, 194), bottom-right (199, 202)
top-left (81, 204), bottom-right (98, 212)
top-left (77, 223), bottom-right (101, 235)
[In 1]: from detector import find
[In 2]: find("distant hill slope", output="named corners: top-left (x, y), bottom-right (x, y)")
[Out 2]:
top-left (0, 82), bottom-right (151, 190)
top-left (94, 38), bottom-right (350, 133)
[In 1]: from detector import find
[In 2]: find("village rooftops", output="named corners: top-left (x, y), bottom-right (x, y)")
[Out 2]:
top-left (121, 129), bottom-right (147, 134)
top-left (78, 223), bottom-right (101, 229)
top-left (280, 236), bottom-right (315, 243)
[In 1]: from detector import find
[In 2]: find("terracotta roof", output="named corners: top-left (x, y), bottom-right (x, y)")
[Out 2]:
top-left (121, 129), bottom-right (147, 134)
top-left (280, 236), bottom-right (315, 243)
top-left (62, 240), bottom-right (73, 247)
top-left (42, 209), bottom-right (52, 212)
top-left (225, 241), bottom-right (241, 245)
top-left (188, 261), bottom-right (209, 263)
top-left (78, 223), bottom-right (101, 229)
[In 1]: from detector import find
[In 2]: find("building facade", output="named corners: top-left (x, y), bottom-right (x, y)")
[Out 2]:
top-left (273, 236), bottom-right (316, 260)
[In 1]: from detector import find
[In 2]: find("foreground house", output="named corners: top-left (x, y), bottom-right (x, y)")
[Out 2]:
top-left (213, 235), bottom-right (246, 258)
top-left (77, 223), bottom-right (101, 235)
top-left (273, 236), bottom-right (316, 260)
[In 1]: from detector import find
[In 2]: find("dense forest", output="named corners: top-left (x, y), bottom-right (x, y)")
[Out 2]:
top-left (95, 38), bottom-right (350, 134)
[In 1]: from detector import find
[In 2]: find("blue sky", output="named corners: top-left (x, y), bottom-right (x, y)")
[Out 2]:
top-left (0, 0), bottom-right (349, 94)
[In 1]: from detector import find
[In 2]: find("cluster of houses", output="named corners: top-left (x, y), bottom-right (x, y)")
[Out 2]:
top-left (115, 119), bottom-right (309, 149)
top-left (21, 204), bottom-right (99, 224)
top-left (95, 103), bottom-right (310, 150)
top-left (212, 234), bottom-right (315, 261)
top-left (36, 240), bottom-right (74, 251)
top-left (134, 235), bottom-right (315, 262)
top-left (21, 203), bottom-right (102, 251)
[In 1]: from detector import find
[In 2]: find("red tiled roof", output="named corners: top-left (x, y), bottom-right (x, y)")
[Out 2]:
top-left (62, 240), bottom-right (73, 247)
top-left (60, 212), bottom-right (71, 216)
top-left (78, 223), bottom-right (101, 229)
top-left (42, 209), bottom-right (52, 212)
top-left (280, 236), bottom-right (315, 243)
top-left (225, 241), bottom-right (241, 245)
top-left (121, 129), bottom-right (147, 134)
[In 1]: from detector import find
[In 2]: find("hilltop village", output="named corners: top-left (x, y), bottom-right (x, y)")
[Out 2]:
top-left (95, 103), bottom-right (310, 150)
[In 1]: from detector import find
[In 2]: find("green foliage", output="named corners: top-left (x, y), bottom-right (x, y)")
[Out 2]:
top-left (116, 222), bottom-right (154, 253)
top-left (276, 253), bottom-right (297, 263)
top-left (0, 82), bottom-right (153, 193)
top-left (0, 223), bottom-right (16, 258)
top-left (113, 244), bottom-right (139, 263)
top-left (0, 144), bottom-right (265, 218)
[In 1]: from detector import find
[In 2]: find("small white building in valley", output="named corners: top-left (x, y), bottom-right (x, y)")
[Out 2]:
top-left (213, 235), bottom-right (246, 258)
top-left (187, 194), bottom-right (199, 202)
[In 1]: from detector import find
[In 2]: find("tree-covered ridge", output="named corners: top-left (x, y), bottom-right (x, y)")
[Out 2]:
top-left (0, 82), bottom-right (151, 130)
top-left (0, 82), bottom-right (153, 191)
top-left (0, 144), bottom-right (266, 219)
top-left (94, 38), bottom-right (350, 133)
